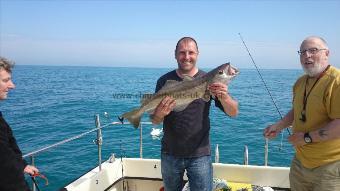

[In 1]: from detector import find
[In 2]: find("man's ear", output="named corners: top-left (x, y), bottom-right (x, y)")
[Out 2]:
top-left (325, 49), bottom-right (330, 57)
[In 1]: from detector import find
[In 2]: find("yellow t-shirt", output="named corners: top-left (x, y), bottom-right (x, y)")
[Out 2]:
top-left (293, 66), bottom-right (340, 168)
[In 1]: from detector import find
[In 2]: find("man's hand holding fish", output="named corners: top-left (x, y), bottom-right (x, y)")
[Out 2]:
top-left (151, 96), bottom-right (176, 124)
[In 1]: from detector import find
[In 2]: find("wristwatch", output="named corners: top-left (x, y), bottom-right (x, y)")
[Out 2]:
top-left (304, 132), bottom-right (313, 143)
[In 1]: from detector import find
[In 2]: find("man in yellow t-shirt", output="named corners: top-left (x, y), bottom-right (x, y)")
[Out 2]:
top-left (264, 36), bottom-right (340, 191)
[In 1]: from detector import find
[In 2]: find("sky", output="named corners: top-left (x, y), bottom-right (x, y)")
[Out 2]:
top-left (1, 0), bottom-right (339, 69)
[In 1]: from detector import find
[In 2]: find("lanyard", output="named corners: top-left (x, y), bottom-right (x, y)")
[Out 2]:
top-left (300, 65), bottom-right (330, 122)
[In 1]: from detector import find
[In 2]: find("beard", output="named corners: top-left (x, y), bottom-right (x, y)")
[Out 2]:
top-left (303, 63), bottom-right (326, 77)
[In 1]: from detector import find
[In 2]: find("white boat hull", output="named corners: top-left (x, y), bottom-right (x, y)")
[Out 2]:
top-left (64, 157), bottom-right (290, 191)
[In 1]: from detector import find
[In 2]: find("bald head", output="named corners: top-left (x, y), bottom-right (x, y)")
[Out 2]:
top-left (300, 36), bottom-right (328, 50)
top-left (299, 36), bottom-right (330, 77)
top-left (175, 37), bottom-right (199, 54)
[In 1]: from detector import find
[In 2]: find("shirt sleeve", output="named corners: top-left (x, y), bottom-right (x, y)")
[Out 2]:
top-left (155, 78), bottom-right (163, 93)
top-left (327, 80), bottom-right (340, 119)
top-left (0, 124), bottom-right (30, 190)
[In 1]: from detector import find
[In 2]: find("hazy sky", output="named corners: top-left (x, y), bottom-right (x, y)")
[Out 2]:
top-left (1, 0), bottom-right (339, 69)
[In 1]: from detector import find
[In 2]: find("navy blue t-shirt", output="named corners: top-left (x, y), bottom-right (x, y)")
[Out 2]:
top-left (155, 70), bottom-right (225, 157)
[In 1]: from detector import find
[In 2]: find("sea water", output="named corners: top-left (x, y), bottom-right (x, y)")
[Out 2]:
top-left (1, 65), bottom-right (302, 190)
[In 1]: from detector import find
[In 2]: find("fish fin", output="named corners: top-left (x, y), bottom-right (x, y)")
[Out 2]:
top-left (173, 104), bottom-right (189, 112)
top-left (158, 76), bottom-right (194, 95)
top-left (163, 80), bottom-right (179, 88)
top-left (182, 75), bottom-right (194, 81)
top-left (157, 80), bottom-right (180, 94)
top-left (118, 116), bottom-right (124, 124)
top-left (141, 93), bottom-right (154, 105)
top-left (121, 108), bottom-right (142, 129)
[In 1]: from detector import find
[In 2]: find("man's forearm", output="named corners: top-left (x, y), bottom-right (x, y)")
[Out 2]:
top-left (310, 119), bottom-right (340, 142)
top-left (271, 109), bottom-right (294, 132)
top-left (150, 114), bottom-right (164, 125)
top-left (219, 93), bottom-right (238, 117)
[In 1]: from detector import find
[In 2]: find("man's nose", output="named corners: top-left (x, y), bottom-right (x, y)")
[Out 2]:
top-left (184, 52), bottom-right (191, 58)
top-left (9, 81), bottom-right (15, 89)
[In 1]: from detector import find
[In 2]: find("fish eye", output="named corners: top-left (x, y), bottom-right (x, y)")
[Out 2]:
top-left (218, 70), bottom-right (224, 75)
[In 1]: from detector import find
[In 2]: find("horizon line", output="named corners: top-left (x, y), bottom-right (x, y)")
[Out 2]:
top-left (14, 63), bottom-right (303, 70)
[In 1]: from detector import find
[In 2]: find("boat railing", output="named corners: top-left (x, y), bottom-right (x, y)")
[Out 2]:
top-left (23, 114), bottom-right (153, 191)
top-left (244, 145), bottom-right (249, 165)
top-left (23, 114), bottom-right (268, 191)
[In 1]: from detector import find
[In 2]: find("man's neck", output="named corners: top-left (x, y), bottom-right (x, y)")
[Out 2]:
top-left (176, 67), bottom-right (198, 78)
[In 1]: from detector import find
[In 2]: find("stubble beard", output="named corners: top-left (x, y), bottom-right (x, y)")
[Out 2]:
top-left (179, 61), bottom-right (195, 73)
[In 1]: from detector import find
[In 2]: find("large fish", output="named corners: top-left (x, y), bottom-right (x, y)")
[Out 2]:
top-left (121, 63), bottom-right (239, 128)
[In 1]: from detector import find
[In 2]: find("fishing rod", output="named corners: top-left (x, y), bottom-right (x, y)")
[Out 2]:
top-left (238, 33), bottom-right (291, 136)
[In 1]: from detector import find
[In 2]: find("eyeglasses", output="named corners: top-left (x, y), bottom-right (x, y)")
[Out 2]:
top-left (298, 48), bottom-right (327, 56)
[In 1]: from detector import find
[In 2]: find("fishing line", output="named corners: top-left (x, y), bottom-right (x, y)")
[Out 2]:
top-left (238, 33), bottom-right (291, 151)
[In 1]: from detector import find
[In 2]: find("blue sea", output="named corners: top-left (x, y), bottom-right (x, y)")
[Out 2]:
top-left (1, 65), bottom-right (302, 191)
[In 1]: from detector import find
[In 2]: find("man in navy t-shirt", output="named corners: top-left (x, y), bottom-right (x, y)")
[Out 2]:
top-left (151, 37), bottom-right (239, 191)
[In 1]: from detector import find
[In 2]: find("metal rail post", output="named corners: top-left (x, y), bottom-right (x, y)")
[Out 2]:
top-left (139, 123), bottom-right (143, 158)
top-left (31, 155), bottom-right (36, 191)
top-left (215, 144), bottom-right (219, 163)
top-left (244, 145), bottom-right (249, 165)
top-left (95, 114), bottom-right (103, 171)
top-left (265, 138), bottom-right (269, 166)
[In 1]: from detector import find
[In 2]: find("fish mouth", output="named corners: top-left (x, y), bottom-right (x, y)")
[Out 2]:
top-left (214, 63), bottom-right (239, 79)
top-left (231, 67), bottom-right (240, 75)
top-left (224, 63), bottom-right (239, 76)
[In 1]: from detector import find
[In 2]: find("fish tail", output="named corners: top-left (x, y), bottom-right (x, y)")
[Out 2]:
top-left (121, 108), bottom-right (142, 128)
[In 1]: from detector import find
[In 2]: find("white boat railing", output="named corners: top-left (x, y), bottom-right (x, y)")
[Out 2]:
top-left (22, 114), bottom-right (264, 191)
top-left (244, 145), bottom-right (249, 165)
top-left (23, 114), bottom-right (153, 191)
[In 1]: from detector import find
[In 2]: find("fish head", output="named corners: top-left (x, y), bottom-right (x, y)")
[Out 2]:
top-left (210, 63), bottom-right (239, 84)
